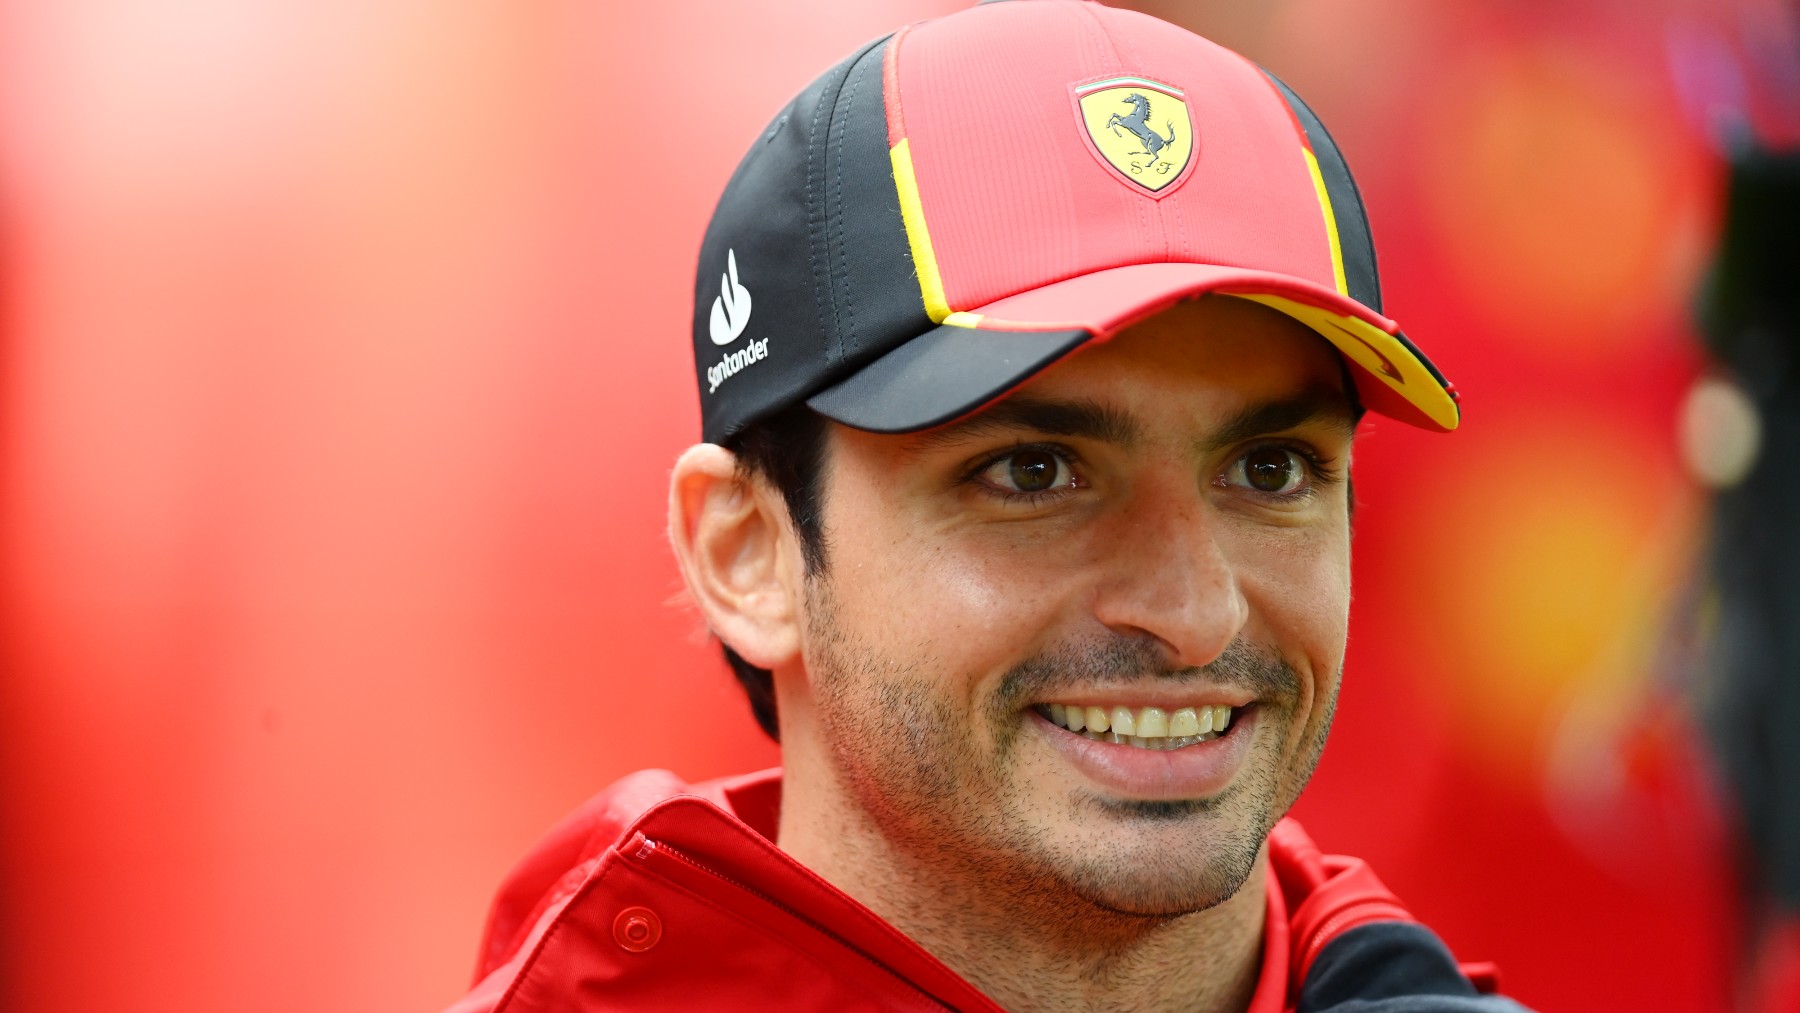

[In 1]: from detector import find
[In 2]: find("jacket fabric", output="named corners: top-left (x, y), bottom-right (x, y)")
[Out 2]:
top-left (446, 768), bottom-right (1528, 1012)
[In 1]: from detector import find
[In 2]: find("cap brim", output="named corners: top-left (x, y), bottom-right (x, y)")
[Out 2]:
top-left (806, 262), bottom-right (1460, 434)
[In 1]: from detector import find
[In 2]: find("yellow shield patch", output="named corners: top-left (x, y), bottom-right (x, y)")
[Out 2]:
top-left (1074, 78), bottom-right (1194, 194)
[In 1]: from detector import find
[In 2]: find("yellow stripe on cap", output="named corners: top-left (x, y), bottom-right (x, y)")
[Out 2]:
top-left (1301, 148), bottom-right (1349, 298)
top-left (890, 138), bottom-right (952, 323)
top-left (942, 311), bottom-right (984, 328)
top-left (1231, 293), bottom-right (1460, 432)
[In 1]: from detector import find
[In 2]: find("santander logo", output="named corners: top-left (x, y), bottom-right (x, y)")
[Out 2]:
top-left (708, 249), bottom-right (753, 346)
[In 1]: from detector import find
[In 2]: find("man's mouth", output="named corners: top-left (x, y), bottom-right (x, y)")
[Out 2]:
top-left (1033, 702), bottom-right (1242, 751)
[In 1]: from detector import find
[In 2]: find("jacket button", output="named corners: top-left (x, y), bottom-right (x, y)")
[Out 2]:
top-left (612, 906), bottom-right (662, 952)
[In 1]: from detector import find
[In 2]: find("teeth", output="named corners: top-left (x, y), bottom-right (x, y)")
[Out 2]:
top-left (1040, 702), bottom-right (1239, 749)
top-left (1110, 707), bottom-right (1136, 736)
top-left (1169, 708), bottom-right (1200, 737)
top-left (1137, 707), bottom-right (1168, 737)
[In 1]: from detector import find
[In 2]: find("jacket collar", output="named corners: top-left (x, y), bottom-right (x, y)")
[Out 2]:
top-left (651, 768), bottom-right (1292, 1012)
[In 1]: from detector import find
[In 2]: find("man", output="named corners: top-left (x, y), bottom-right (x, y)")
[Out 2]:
top-left (448, 2), bottom-right (1531, 1010)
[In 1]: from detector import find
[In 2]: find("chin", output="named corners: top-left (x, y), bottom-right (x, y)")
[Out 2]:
top-left (1021, 809), bottom-right (1270, 919)
top-left (1116, 854), bottom-right (1255, 913)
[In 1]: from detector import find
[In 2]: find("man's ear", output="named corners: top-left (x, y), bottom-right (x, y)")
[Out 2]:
top-left (668, 444), bottom-right (804, 669)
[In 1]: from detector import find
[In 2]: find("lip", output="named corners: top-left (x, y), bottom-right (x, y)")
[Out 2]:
top-left (1032, 705), bottom-right (1258, 801)
top-left (1036, 693), bottom-right (1255, 711)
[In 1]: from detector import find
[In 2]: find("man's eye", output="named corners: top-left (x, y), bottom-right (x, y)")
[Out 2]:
top-left (1229, 447), bottom-right (1309, 495)
top-left (980, 448), bottom-right (1075, 495)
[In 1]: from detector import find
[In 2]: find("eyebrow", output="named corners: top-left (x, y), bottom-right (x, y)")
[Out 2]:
top-left (904, 394), bottom-right (1143, 451)
top-left (903, 383), bottom-right (1356, 455)
top-left (1199, 385), bottom-right (1358, 453)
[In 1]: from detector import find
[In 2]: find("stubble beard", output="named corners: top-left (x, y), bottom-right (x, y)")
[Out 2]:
top-left (802, 577), bottom-right (1337, 944)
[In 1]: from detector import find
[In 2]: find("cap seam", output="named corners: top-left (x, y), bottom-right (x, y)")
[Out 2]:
top-left (881, 26), bottom-right (941, 317)
top-left (882, 25), bottom-right (912, 147)
top-left (804, 51), bottom-right (854, 379)
top-left (1068, 0), bottom-right (1121, 68)
top-left (830, 45), bottom-right (879, 362)
top-left (1069, 0), bottom-right (1151, 244)
top-left (1090, 6), bottom-right (1171, 255)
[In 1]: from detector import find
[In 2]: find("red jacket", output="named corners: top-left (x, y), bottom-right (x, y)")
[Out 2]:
top-left (447, 769), bottom-right (1505, 1012)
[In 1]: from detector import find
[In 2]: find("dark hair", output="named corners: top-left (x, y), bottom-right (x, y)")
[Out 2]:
top-left (719, 405), bottom-right (832, 741)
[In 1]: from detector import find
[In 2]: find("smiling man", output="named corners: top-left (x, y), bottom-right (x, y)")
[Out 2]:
top-left (448, 2), bottom-right (1534, 1011)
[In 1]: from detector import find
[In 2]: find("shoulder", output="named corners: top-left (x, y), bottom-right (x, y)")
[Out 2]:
top-left (1269, 819), bottom-right (1537, 1012)
top-left (470, 768), bottom-right (760, 981)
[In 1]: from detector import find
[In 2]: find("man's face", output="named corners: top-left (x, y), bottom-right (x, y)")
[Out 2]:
top-left (797, 296), bottom-right (1355, 918)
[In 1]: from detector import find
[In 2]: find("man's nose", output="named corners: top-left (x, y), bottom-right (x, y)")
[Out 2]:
top-left (1088, 481), bottom-right (1248, 670)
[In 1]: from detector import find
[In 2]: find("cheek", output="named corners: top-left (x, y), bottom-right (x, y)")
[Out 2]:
top-left (819, 497), bottom-right (1085, 690)
top-left (1226, 523), bottom-right (1351, 670)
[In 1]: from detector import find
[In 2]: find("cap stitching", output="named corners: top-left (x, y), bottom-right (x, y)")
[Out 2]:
top-left (832, 50), bottom-right (869, 359)
top-left (1068, 1), bottom-right (1120, 67)
top-left (1174, 174), bottom-right (1192, 261)
top-left (881, 27), bottom-right (931, 307)
top-left (1067, 5), bottom-right (1153, 250)
top-left (882, 26), bottom-right (911, 147)
top-left (1087, 7), bottom-right (1168, 256)
top-left (805, 58), bottom-right (851, 375)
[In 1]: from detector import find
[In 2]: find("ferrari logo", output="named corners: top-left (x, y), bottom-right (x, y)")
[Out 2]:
top-left (1075, 78), bottom-right (1195, 194)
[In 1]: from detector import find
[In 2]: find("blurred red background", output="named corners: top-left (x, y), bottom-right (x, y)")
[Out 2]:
top-left (0, 1), bottom-right (1759, 1010)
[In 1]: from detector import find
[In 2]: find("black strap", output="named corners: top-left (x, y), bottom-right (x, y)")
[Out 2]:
top-left (1300, 922), bottom-right (1534, 1012)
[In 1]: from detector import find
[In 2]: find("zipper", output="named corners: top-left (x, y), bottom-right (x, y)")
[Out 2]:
top-left (623, 832), bottom-right (960, 1011)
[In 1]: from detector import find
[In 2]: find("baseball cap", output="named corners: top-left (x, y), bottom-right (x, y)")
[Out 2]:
top-left (691, 0), bottom-right (1460, 446)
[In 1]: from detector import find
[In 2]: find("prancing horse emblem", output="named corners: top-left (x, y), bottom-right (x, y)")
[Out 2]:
top-left (1074, 77), bottom-right (1196, 195)
top-left (1107, 93), bottom-right (1176, 169)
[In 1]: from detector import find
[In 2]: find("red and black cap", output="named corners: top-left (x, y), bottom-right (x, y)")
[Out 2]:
top-left (692, 0), bottom-right (1460, 446)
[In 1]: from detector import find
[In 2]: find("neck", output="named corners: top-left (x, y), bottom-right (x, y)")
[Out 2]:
top-left (776, 748), bottom-right (1268, 1013)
